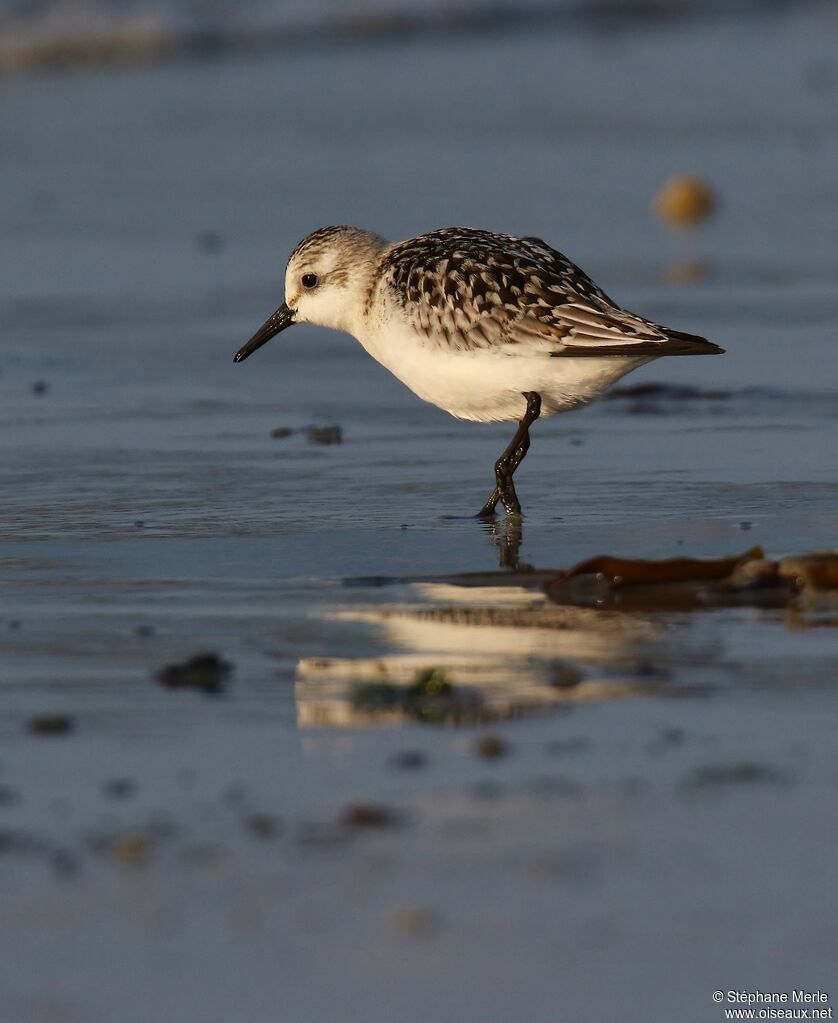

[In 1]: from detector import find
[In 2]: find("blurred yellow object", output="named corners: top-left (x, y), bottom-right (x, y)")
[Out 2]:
top-left (653, 174), bottom-right (717, 228)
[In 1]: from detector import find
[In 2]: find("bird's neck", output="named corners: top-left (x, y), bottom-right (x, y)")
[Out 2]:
top-left (345, 249), bottom-right (392, 340)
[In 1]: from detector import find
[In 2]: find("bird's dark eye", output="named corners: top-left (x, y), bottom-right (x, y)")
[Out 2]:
top-left (301, 273), bottom-right (318, 289)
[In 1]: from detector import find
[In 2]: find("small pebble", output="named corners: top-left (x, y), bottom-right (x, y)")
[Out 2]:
top-left (156, 652), bottom-right (232, 695)
top-left (133, 624), bottom-right (154, 638)
top-left (473, 734), bottom-right (508, 760)
top-left (340, 802), bottom-right (399, 829)
top-left (270, 427), bottom-right (294, 439)
top-left (196, 230), bottom-right (224, 253)
top-left (243, 813), bottom-right (281, 841)
top-left (31, 380), bottom-right (48, 395)
top-left (683, 761), bottom-right (792, 793)
top-left (27, 713), bottom-right (73, 736)
top-left (102, 778), bottom-right (137, 801)
top-left (109, 832), bottom-right (150, 865)
top-left (389, 904), bottom-right (440, 938)
top-left (389, 749), bottom-right (428, 771)
top-left (306, 425), bottom-right (343, 445)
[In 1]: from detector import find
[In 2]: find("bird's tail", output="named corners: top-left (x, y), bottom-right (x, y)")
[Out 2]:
top-left (658, 329), bottom-right (725, 355)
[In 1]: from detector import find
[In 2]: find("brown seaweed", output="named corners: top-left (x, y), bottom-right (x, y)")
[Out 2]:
top-left (551, 547), bottom-right (764, 587)
top-left (546, 547), bottom-right (838, 613)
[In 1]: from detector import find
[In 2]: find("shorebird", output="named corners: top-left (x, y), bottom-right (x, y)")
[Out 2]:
top-left (234, 226), bottom-right (723, 517)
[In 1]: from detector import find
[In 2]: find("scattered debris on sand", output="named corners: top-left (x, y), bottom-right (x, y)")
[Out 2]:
top-left (305, 425), bottom-right (343, 445)
top-left (388, 904), bottom-right (441, 938)
top-left (156, 652), bottom-right (232, 695)
top-left (27, 713), bottom-right (74, 736)
top-left (473, 734), bottom-right (509, 760)
top-left (269, 425), bottom-right (343, 444)
top-left (682, 761), bottom-right (793, 794)
top-left (102, 778), bottom-right (137, 801)
top-left (547, 547), bottom-right (838, 611)
top-left (339, 802), bottom-right (401, 830)
top-left (389, 750), bottom-right (429, 771)
top-left (243, 813), bottom-right (282, 841)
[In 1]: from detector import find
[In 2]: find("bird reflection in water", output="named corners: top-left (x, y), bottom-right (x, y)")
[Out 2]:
top-left (295, 569), bottom-right (667, 728)
top-left (295, 543), bottom-right (837, 726)
top-left (482, 514), bottom-right (529, 571)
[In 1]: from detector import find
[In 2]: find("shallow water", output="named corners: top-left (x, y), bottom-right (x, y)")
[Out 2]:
top-left (2, 7), bottom-right (838, 1023)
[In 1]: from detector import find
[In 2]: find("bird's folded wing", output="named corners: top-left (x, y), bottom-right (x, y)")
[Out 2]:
top-left (474, 300), bottom-right (722, 357)
top-left (386, 228), bottom-right (723, 356)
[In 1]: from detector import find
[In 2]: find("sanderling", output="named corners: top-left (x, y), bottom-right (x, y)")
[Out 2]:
top-left (234, 226), bottom-right (724, 517)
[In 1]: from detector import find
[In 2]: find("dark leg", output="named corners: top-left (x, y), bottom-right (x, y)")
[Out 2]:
top-left (477, 392), bottom-right (542, 518)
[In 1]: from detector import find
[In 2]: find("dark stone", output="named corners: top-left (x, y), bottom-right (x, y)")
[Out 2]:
top-left (683, 761), bottom-right (792, 793)
top-left (27, 713), bottom-right (73, 735)
top-left (340, 803), bottom-right (400, 829)
top-left (389, 750), bottom-right (428, 771)
top-left (305, 425), bottom-right (343, 445)
top-left (156, 652), bottom-right (232, 695)
top-left (243, 813), bottom-right (281, 840)
top-left (474, 734), bottom-right (508, 760)
top-left (102, 778), bottom-right (137, 801)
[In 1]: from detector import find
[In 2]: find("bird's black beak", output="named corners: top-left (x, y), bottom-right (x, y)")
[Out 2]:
top-left (233, 302), bottom-right (296, 363)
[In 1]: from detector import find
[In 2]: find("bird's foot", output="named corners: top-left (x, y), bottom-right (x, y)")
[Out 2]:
top-left (476, 481), bottom-right (523, 518)
top-left (476, 485), bottom-right (500, 518)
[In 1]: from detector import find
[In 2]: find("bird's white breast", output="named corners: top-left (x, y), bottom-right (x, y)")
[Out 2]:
top-left (355, 315), bottom-right (651, 423)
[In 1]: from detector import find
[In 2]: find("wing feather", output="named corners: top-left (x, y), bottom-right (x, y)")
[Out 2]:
top-left (379, 229), bottom-right (724, 357)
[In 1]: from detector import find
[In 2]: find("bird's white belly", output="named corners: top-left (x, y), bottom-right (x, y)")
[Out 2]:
top-left (358, 323), bottom-right (651, 423)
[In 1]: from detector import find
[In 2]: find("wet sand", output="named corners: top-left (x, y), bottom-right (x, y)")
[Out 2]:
top-left (2, 6), bottom-right (838, 1022)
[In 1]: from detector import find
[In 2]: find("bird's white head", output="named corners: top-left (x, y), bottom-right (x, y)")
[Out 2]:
top-left (234, 225), bottom-right (388, 363)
